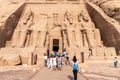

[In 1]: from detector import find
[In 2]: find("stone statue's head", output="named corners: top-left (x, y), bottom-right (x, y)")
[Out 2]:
top-left (53, 13), bottom-right (58, 18)
top-left (64, 10), bottom-right (74, 24)
top-left (79, 10), bottom-right (89, 22)
top-left (22, 8), bottom-right (34, 24)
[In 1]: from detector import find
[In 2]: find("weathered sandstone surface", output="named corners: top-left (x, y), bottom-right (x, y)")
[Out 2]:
top-left (0, 0), bottom-right (119, 66)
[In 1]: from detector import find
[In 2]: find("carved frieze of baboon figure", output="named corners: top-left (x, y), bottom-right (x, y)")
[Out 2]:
top-left (11, 8), bottom-right (34, 48)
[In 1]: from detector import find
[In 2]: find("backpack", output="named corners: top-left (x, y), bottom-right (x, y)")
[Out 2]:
top-left (72, 63), bottom-right (77, 70)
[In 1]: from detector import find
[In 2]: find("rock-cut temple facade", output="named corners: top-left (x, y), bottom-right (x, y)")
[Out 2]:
top-left (0, 0), bottom-right (120, 66)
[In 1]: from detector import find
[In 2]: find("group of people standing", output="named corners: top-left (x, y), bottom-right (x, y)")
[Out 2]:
top-left (44, 51), bottom-right (119, 80)
top-left (44, 51), bottom-right (70, 70)
top-left (44, 51), bottom-right (79, 80)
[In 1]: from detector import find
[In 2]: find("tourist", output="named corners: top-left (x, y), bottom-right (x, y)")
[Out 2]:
top-left (52, 54), bottom-right (57, 70)
top-left (57, 55), bottom-right (62, 70)
top-left (88, 48), bottom-right (93, 58)
top-left (44, 53), bottom-right (47, 66)
top-left (61, 51), bottom-right (65, 65)
top-left (65, 53), bottom-right (70, 65)
top-left (54, 51), bottom-right (58, 56)
top-left (114, 57), bottom-right (118, 68)
top-left (49, 55), bottom-right (53, 69)
top-left (47, 57), bottom-right (50, 68)
top-left (72, 55), bottom-right (78, 80)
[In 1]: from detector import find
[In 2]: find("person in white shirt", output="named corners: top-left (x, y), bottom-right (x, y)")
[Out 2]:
top-left (114, 57), bottom-right (118, 68)
top-left (49, 55), bottom-right (53, 69)
top-left (52, 55), bottom-right (57, 70)
top-left (44, 54), bottom-right (47, 66)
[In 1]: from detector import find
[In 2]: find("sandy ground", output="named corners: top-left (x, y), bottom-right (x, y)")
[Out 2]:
top-left (0, 65), bottom-right (40, 80)
top-left (0, 60), bottom-right (120, 80)
top-left (81, 60), bottom-right (120, 80)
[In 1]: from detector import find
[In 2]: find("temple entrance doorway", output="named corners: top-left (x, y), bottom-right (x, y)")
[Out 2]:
top-left (53, 46), bottom-right (59, 52)
top-left (53, 39), bottom-right (59, 52)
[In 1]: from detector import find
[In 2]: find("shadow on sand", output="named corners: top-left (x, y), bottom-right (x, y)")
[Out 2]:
top-left (67, 75), bottom-right (73, 80)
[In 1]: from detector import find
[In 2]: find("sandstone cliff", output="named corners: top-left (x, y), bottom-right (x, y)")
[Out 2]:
top-left (86, 0), bottom-right (120, 55)
top-left (87, 0), bottom-right (120, 24)
top-left (0, 0), bottom-right (25, 47)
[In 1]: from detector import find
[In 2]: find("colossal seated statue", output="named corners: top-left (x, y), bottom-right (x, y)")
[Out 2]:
top-left (78, 10), bottom-right (102, 48)
top-left (31, 14), bottom-right (49, 48)
top-left (62, 10), bottom-right (77, 47)
top-left (11, 9), bottom-right (34, 48)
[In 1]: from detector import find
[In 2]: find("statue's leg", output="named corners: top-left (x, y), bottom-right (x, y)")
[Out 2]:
top-left (83, 32), bottom-right (88, 47)
top-left (67, 29), bottom-right (74, 47)
top-left (75, 29), bottom-right (83, 47)
top-left (86, 29), bottom-right (95, 48)
top-left (39, 31), bottom-right (46, 48)
top-left (11, 29), bottom-right (19, 47)
top-left (19, 30), bottom-right (27, 48)
top-left (45, 34), bottom-right (49, 48)
top-left (79, 31), bottom-right (83, 47)
top-left (63, 31), bottom-right (68, 48)
top-left (33, 31), bottom-right (39, 47)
